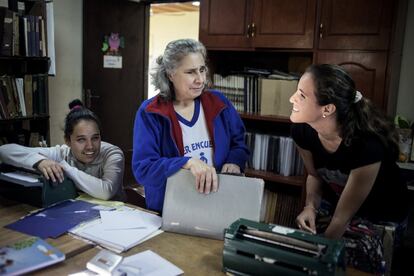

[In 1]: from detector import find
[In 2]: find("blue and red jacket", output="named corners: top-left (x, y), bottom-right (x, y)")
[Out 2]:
top-left (132, 90), bottom-right (249, 212)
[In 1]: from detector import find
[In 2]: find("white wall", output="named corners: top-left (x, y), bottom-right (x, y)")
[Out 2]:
top-left (396, 0), bottom-right (414, 121)
top-left (148, 11), bottom-right (199, 99)
top-left (48, 0), bottom-right (83, 145)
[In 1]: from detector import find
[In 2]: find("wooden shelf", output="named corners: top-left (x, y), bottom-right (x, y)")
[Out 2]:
top-left (240, 112), bottom-right (291, 123)
top-left (0, 56), bottom-right (50, 75)
top-left (0, 115), bottom-right (49, 123)
top-left (245, 168), bottom-right (304, 187)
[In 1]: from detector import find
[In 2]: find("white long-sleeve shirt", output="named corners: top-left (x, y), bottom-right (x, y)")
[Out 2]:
top-left (0, 142), bottom-right (125, 201)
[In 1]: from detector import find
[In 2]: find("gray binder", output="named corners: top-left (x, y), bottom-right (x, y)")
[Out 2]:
top-left (162, 169), bottom-right (264, 240)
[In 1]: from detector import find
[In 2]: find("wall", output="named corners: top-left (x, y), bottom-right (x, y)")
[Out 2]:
top-left (396, 0), bottom-right (414, 121)
top-left (48, 0), bottom-right (83, 145)
top-left (147, 11), bottom-right (199, 99)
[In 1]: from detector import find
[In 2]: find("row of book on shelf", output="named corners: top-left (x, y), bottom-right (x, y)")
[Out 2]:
top-left (0, 132), bottom-right (46, 147)
top-left (245, 132), bottom-right (304, 177)
top-left (262, 189), bottom-right (302, 227)
top-left (0, 6), bottom-right (47, 57)
top-left (213, 71), bottom-right (299, 116)
top-left (0, 74), bottom-right (47, 119)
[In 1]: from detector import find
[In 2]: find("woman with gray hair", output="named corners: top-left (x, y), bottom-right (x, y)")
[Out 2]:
top-left (132, 39), bottom-right (249, 212)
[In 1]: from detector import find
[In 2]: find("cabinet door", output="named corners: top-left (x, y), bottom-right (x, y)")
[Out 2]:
top-left (252, 0), bottom-right (316, 49)
top-left (318, 0), bottom-right (393, 50)
top-left (199, 0), bottom-right (251, 49)
top-left (316, 51), bottom-right (388, 110)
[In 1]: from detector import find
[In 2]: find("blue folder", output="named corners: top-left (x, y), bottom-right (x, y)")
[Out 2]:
top-left (5, 199), bottom-right (100, 239)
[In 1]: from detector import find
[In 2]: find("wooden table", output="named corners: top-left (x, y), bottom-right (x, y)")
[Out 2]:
top-left (0, 198), bottom-right (371, 276)
top-left (0, 198), bottom-right (224, 275)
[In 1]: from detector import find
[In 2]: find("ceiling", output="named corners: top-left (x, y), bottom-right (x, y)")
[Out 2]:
top-left (151, 2), bottom-right (199, 14)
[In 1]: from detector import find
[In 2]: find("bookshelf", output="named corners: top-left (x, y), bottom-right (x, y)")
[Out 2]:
top-left (242, 111), bottom-right (305, 227)
top-left (245, 168), bottom-right (304, 187)
top-left (200, 0), bottom-right (407, 227)
top-left (0, 0), bottom-right (50, 146)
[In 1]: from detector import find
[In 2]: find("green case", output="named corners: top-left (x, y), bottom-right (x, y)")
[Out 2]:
top-left (41, 177), bottom-right (78, 207)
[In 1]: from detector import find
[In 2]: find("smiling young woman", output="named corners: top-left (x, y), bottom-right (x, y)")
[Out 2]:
top-left (290, 64), bottom-right (408, 273)
top-left (0, 99), bottom-right (125, 201)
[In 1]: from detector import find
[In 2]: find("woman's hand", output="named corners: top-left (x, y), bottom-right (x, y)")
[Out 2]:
top-left (183, 158), bottom-right (218, 194)
top-left (36, 159), bottom-right (65, 183)
top-left (221, 163), bottom-right (241, 174)
top-left (296, 206), bottom-right (317, 234)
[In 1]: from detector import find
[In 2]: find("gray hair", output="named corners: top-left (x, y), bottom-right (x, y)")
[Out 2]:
top-left (150, 39), bottom-right (208, 101)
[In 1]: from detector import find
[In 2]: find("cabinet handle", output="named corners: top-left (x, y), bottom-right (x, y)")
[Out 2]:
top-left (246, 24), bottom-right (251, 38)
top-left (319, 23), bottom-right (323, 39)
top-left (251, 23), bottom-right (256, 37)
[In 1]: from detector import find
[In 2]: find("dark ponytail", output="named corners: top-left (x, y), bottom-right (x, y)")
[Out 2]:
top-left (307, 64), bottom-right (399, 159)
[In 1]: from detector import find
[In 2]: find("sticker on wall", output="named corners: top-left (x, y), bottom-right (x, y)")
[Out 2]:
top-left (102, 32), bottom-right (125, 69)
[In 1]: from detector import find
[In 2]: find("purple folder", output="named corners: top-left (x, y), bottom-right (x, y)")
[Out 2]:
top-left (6, 199), bottom-right (100, 238)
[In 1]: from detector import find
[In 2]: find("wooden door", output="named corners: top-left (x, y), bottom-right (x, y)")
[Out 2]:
top-left (315, 51), bottom-right (388, 111)
top-left (252, 0), bottom-right (317, 49)
top-left (318, 0), bottom-right (394, 50)
top-left (199, 0), bottom-right (252, 49)
top-left (83, 0), bottom-right (148, 186)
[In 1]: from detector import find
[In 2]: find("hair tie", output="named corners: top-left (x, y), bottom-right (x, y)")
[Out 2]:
top-left (354, 90), bottom-right (363, 103)
top-left (71, 105), bottom-right (82, 111)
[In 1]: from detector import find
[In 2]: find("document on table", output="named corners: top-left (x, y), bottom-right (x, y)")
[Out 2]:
top-left (69, 250), bottom-right (183, 276)
top-left (115, 250), bottom-right (183, 276)
top-left (70, 206), bottom-right (163, 253)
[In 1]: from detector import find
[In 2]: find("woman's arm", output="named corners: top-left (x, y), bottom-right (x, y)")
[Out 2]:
top-left (60, 145), bottom-right (125, 200)
top-left (295, 146), bottom-right (323, 234)
top-left (324, 162), bottom-right (381, 239)
top-left (0, 143), bottom-right (57, 169)
top-left (132, 106), bottom-right (190, 190)
top-left (221, 97), bottom-right (250, 171)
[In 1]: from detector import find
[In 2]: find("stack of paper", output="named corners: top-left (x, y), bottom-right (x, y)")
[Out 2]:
top-left (0, 171), bottom-right (42, 187)
top-left (69, 250), bottom-right (183, 276)
top-left (70, 206), bottom-right (162, 253)
top-left (115, 250), bottom-right (183, 276)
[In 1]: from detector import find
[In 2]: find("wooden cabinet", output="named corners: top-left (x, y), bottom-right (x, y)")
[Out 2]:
top-left (199, 0), bottom-right (317, 49)
top-left (199, 0), bottom-right (251, 49)
top-left (0, 1), bottom-right (50, 146)
top-left (252, 0), bottom-right (316, 49)
top-left (316, 51), bottom-right (388, 110)
top-left (314, 0), bottom-right (402, 112)
top-left (200, 0), bottom-right (407, 226)
top-left (318, 0), bottom-right (394, 50)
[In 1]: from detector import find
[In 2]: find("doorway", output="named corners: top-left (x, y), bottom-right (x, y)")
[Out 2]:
top-left (147, 2), bottom-right (200, 99)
